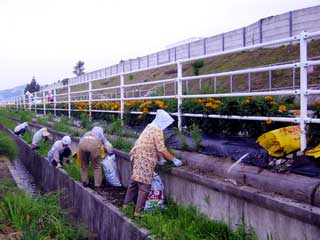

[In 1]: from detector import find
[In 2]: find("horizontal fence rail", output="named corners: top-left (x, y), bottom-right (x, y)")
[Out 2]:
top-left (4, 31), bottom-right (320, 151)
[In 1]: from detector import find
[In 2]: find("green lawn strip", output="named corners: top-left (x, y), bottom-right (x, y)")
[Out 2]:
top-left (0, 189), bottom-right (88, 239)
top-left (22, 130), bottom-right (33, 144)
top-left (122, 201), bottom-right (257, 240)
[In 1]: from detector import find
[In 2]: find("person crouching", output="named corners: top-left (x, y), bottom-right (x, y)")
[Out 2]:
top-left (47, 136), bottom-right (72, 168)
top-left (123, 109), bottom-right (183, 217)
top-left (14, 122), bottom-right (28, 136)
top-left (31, 127), bottom-right (52, 150)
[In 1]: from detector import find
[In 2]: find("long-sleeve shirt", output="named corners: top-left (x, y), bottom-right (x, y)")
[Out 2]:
top-left (32, 128), bottom-right (45, 145)
top-left (14, 123), bottom-right (27, 133)
top-left (47, 140), bottom-right (65, 163)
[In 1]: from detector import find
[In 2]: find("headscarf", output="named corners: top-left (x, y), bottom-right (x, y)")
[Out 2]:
top-left (150, 109), bottom-right (174, 130)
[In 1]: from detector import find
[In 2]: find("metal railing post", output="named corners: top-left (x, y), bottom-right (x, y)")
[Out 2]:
top-left (23, 95), bottom-right (25, 109)
top-left (43, 91), bottom-right (46, 115)
top-left (120, 73), bottom-right (124, 124)
top-left (299, 31), bottom-right (308, 151)
top-left (68, 84), bottom-right (71, 119)
top-left (53, 89), bottom-right (56, 116)
top-left (34, 93), bottom-right (37, 114)
top-left (177, 61), bottom-right (183, 130)
top-left (88, 80), bottom-right (92, 118)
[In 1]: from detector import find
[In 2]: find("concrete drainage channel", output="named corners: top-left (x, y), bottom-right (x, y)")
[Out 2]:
top-left (3, 121), bottom-right (320, 240)
top-left (0, 124), bottom-right (150, 240)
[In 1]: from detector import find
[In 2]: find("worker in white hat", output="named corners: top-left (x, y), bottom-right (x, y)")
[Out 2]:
top-left (47, 135), bottom-right (72, 168)
top-left (124, 109), bottom-right (182, 216)
top-left (14, 122), bottom-right (29, 136)
top-left (31, 127), bottom-right (52, 150)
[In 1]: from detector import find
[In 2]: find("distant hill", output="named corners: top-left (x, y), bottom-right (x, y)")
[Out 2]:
top-left (0, 85), bottom-right (26, 101)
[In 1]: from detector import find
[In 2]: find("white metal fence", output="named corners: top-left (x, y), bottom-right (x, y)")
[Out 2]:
top-left (5, 31), bottom-right (320, 151)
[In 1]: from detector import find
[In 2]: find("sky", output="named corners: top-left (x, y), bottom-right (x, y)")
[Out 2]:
top-left (0, 0), bottom-right (319, 90)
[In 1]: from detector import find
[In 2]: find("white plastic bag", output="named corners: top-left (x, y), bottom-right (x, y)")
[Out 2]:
top-left (101, 154), bottom-right (122, 187)
top-left (144, 173), bottom-right (165, 211)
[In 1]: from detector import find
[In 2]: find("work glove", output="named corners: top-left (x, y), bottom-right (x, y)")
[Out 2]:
top-left (157, 157), bottom-right (167, 166)
top-left (172, 158), bottom-right (183, 167)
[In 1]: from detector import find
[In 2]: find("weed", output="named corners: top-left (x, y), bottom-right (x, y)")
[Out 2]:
top-left (22, 130), bottom-right (33, 144)
top-left (37, 141), bottom-right (51, 157)
top-left (123, 199), bottom-right (257, 240)
top-left (190, 124), bottom-right (202, 150)
top-left (0, 131), bottom-right (18, 161)
top-left (175, 129), bottom-right (188, 150)
top-left (111, 118), bottom-right (122, 136)
top-left (79, 113), bottom-right (92, 130)
top-left (110, 137), bottom-right (132, 153)
top-left (0, 191), bottom-right (88, 239)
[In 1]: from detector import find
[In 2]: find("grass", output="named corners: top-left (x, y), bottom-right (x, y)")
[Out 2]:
top-left (0, 131), bottom-right (18, 161)
top-left (0, 191), bottom-right (88, 239)
top-left (122, 200), bottom-right (257, 240)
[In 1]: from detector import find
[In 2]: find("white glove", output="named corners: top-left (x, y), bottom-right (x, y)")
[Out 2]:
top-left (157, 157), bottom-right (167, 166)
top-left (56, 163), bottom-right (62, 168)
top-left (172, 158), bottom-right (183, 167)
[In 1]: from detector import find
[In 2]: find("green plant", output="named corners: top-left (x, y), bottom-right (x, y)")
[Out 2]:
top-left (37, 141), bottom-right (51, 157)
top-left (36, 116), bottom-right (48, 126)
top-left (0, 191), bottom-right (88, 239)
top-left (111, 118), bottom-right (122, 136)
top-left (123, 199), bottom-right (257, 240)
top-left (110, 137), bottom-right (132, 153)
top-left (128, 74), bottom-right (134, 81)
top-left (175, 129), bottom-right (188, 150)
top-left (22, 130), bottom-right (33, 144)
top-left (190, 124), bottom-right (202, 150)
top-left (0, 131), bottom-right (18, 161)
top-left (191, 60), bottom-right (204, 76)
top-left (79, 113), bottom-right (92, 130)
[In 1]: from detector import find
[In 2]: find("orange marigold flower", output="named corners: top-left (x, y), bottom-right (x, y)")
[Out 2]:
top-left (214, 99), bottom-right (222, 104)
top-left (266, 119), bottom-right (273, 124)
top-left (247, 96), bottom-right (254, 100)
top-left (264, 96), bottom-right (273, 101)
top-left (278, 105), bottom-right (287, 112)
top-left (293, 110), bottom-right (300, 115)
top-left (270, 101), bottom-right (276, 105)
top-left (143, 108), bottom-right (148, 113)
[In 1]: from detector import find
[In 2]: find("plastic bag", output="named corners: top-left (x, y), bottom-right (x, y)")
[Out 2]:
top-left (305, 144), bottom-right (320, 158)
top-left (101, 154), bottom-right (122, 187)
top-left (257, 125), bottom-right (300, 157)
top-left (144, 173), bottom-right (165, 211)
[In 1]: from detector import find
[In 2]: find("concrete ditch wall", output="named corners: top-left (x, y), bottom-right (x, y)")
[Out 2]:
top-left (0, 124), bottom-right (150, 240)
top-left (4, 121), bottom-right (320, 239)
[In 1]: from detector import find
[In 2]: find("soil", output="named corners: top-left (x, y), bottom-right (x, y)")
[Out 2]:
top-left (0, 157), bottom-right (12, 180)
top-left (94, 186), bottom-right (127, 207)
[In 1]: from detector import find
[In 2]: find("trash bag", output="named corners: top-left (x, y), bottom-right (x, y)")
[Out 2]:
top-left (101, 154), bottom-right (122, 187)
top-left (144, 173), bottom-right (165, 211)
top-left (257, 125), bottom-right (300, 157)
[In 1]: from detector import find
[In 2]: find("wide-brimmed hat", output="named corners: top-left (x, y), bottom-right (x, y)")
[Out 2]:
top-left (42, 128), bottom-right (51, 137)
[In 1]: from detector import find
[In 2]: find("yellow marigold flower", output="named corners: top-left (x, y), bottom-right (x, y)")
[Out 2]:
top-left (278, 105), bottom-right (287, 112)
top-left (247, 96), bottom-right (254, 100)
top-left (207, 97), bottom-right (213, 101)
top-left (143, 108), bottom-right (148, 113)
top-left (266, 119), bottom-right (273, 124)
top-left (197, 99), bottom-right (203, 104)
top-left (242, 99), bottom-right (250, 105)
top-left (270, 101), bottom-right (276, 105)
top-left (264, 96), bottom-right (273, 101)
top-left (214, 99), bottom-right (222, 104)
